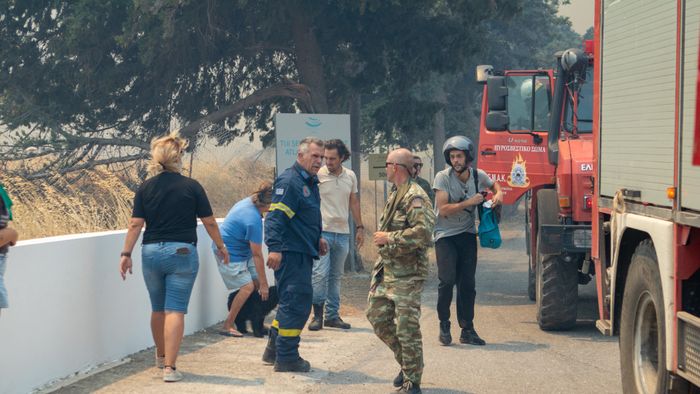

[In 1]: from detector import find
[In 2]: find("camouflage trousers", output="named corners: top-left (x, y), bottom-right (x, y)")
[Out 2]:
top-left (366, 279), bottom-right (424, 385)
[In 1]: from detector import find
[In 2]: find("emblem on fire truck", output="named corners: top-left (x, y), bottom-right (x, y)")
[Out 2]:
top-left (507, 153), bottom-right (530, 188)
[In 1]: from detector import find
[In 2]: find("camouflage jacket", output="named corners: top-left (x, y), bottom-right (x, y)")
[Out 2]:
top-left (372, 180), bottom-right (435, 284)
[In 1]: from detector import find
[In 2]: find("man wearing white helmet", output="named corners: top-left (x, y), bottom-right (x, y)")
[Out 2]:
top-left (432, 135), bottom-right (502, 346)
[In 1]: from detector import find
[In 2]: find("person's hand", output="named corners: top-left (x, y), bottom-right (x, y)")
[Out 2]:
top-left (355, 230), bottom-right (365, 248)
top-left (120, 256), bottom-right (133, 280)
top-left (467, 193), bottom-right (484, 207)
top-left (319, 238), bottom-right (329, 256)
top-left (216, 245), bottom-right (230, 265)
top-left (374, 231), bottom-right (390, 246)
top-left (491, 191), bottom-right (503, 207)
top-left (259, 282), bottom-right (270, 301)
top-left (267, 252), bottom-right (282, 270)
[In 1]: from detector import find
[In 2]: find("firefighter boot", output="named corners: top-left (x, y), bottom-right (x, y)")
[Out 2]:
top-left (308, 303), bottom-right (324, 331)
top-left (274, 357), bottom-right (311, 373)
top-left (262, 327), bottom-right (278, 364)
top-left (439, 321), bottom-right (452, 345)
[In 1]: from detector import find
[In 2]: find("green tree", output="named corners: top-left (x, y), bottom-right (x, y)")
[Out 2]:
top-left (0, 0), bottom-right (521, 178)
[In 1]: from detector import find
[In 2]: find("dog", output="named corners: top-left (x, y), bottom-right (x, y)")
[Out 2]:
top-left (226, 286), bottom-right (279, 337)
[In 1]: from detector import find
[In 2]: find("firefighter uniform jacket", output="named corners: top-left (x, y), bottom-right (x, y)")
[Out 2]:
top-left (265, 162), bottom-right (322, 257)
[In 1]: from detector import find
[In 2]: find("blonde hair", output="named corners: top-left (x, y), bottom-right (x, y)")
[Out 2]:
top-left (251, 181), bottom-right (274, 208)
top-left (148, 132), bottom-right (189, 176)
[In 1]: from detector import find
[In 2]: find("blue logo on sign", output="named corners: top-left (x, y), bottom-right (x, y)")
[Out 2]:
top-left (305, 117), bottom-right (322, 127)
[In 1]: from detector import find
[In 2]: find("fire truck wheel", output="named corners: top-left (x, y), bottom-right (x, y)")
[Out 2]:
top-left (535, 189), bottom-right (577, 330)
top-left (528, 262), bottom-right (536, 301)
top-left (620, 240), bottom-right (669, 394)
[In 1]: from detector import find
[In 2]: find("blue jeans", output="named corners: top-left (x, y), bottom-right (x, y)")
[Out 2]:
top-left (142, 242), bottom-right (199, 314)
top-left (312, 231), bottom-right (350, 319)
top-left (0, 254), bottom-right (8, 309)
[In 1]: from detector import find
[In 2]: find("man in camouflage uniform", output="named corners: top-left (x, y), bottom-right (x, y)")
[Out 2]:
top-left (367, 148), bottom-right (435, 394)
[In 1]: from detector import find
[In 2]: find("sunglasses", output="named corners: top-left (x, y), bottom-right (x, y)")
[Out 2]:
top-left (385, 162), bottom-right (409, 170)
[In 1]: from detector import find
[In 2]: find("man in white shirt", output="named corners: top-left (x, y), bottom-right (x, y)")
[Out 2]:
top-left (309, 139), bottom-right (364, 331)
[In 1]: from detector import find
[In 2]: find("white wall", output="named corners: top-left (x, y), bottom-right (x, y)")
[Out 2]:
top-left (0, 224), bottom-right (242, 393)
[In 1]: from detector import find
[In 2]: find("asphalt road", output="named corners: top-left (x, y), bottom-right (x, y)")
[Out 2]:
top-left (54, 227), bottom-right (621, 394)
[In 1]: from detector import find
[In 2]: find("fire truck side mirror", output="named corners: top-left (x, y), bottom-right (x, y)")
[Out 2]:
top-left (487, 76), bottom-right (508, 111)
top-left (476, 65), bottom-right (494, 84)
top-left (486, 76), bottom-right (509, 131)
top-left (486, 111), bottom-right (509, 131)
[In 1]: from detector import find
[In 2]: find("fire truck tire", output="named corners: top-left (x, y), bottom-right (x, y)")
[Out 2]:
top-left (620, 240), bottom-right (669, 394)
top-left (535, 189), bottom-right (577, 330)
top-left (526, 197), bottom-right (535, 301)
top-left (528, 262), bottom-right (536, 301)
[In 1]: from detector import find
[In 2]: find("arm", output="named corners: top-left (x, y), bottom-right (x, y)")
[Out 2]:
top-left (250, 241), bottom-right (269, 301)
top-left (119, 217), bottom-right (145, 280)
top-left (489, 181), bottom-right (503, 207)
top-left (349, 192), bottom-right (364, 247)
top-left (0, 227), bottom-right (18, 248)
top-left (435, 189), bottom-right (483, 218)
top-left (265, 177), bottom-right (299, 270)
top-left (375, 195), bottom-right (435, 253)
top-left (201, 216), bottom-right (230, 265)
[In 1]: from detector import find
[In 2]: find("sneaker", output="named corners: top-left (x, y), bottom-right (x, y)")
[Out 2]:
top-left (324, 317), bottom-right (351, 329)
top-left (439, 321), bottom-right (452, 346)
top-left (393, 370), bottom-right (404, 388)
top-left (398, 381), bottom-right (422, 394)
top-left (163, 366), bottom-right (183, 382)
top-left (459, 328), bottom-right (486, 346)
top-left (274, 357), bottom-right (311, 373)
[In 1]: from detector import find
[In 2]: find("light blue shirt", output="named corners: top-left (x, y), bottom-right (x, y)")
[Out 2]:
top-left (219, 197), bottom-right (263, 261)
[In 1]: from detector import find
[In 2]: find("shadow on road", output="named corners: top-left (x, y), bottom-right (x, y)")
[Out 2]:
top-left (182, 373), bottom-right (265, 387)
top-left (479, 340), bottom-right (549, 352)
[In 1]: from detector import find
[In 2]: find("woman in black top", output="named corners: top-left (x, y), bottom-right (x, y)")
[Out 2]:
top-left (119, 133), bottom-right (229, 383)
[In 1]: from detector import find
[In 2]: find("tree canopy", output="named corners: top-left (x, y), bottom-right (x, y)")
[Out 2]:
top-left (0, 0), bottom-right (523, 177)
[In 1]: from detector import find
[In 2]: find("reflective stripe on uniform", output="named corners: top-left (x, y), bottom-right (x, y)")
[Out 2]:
top-left (278, 328), bottom-right (302, 337)
top-left (270, 202), bottom-right (295, 219)
top-left (272, 319), bottom-right (301, 337)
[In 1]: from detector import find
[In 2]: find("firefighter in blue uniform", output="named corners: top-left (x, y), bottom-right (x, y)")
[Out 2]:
top-left (262, 137), bottom-right (328, 372)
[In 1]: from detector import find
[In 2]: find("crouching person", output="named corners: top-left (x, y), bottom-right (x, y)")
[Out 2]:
top-left (215, 182), bottom-right (273, 337)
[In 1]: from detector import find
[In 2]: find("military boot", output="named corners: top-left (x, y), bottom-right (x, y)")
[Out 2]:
top-left (274, 357), bottom-right (311, 373)
top-left (262, 328), bottom-right (278, 364)
top-left (393, 370), bottom-right (404, 388)
top-left (460, 327), bottom-right (486, 346)
top-left (308, 303), bottom-right (324, 331)
top-left (398, 381), bottom-right (422, 394)
top-left (439, 320), bottom-right (452, 345)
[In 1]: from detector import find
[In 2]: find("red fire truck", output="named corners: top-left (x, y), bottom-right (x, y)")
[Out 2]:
top-left (477, 43), bottom-right (594, 330)
top-left (592, 0), bottom-right (700, 391)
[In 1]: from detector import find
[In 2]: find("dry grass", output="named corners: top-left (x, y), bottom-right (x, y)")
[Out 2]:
top-left (1, 170), bottom-right (133, 239)
top-left (189, 158), bottom-right (274, 218)
top-left (2, 155), bottom-right (384, 265)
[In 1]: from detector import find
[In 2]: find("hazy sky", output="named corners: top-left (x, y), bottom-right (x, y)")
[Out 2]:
top-left (558, 0), bottom-right (594, 35)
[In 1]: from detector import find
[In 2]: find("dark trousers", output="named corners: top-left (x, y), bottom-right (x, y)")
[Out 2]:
top-left (435, 232), bottom-right (477, 329)
top-left (273, 252), bottom-right (313, 362)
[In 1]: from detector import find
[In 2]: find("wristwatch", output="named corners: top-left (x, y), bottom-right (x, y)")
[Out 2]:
top-left (356, 225), bottom-right (364, 230)
top-left (120, 251), bottom-right (131, 258)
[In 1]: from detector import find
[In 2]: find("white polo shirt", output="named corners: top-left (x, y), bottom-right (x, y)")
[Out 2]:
top-left (318, 165), bottom-right (358, 234)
